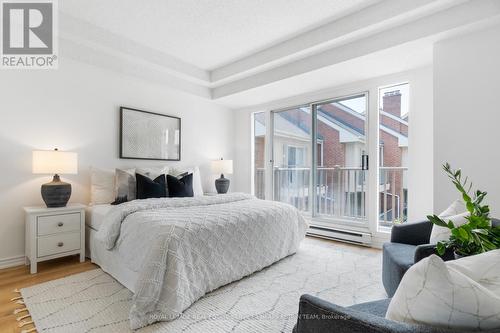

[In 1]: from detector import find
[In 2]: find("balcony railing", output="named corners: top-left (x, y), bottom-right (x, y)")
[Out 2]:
top-left (379, 166), bottom-right (408, 227)
top-left (254, 166), bottom-right (408, 226)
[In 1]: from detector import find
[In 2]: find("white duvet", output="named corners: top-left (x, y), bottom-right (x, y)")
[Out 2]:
top-left (96, 193), bottom-right (308, 329)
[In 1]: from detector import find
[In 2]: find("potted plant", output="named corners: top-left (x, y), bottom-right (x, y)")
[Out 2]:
top-left (427, 163), bottom-right (500, 258)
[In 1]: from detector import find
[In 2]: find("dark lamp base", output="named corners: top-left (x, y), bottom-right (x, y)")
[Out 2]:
top-left (215, 174), bottom-right (230, 194)
top-left (41, 174), bottom-right (72, 208)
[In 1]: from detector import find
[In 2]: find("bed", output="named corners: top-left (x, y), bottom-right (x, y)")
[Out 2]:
top-left (85, 193), bottom-right (308, 329)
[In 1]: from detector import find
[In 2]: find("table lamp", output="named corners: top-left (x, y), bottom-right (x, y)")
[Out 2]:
top-left (211, 158), bottom-right (233, 194)
top-left (32, 148), bottom-right (78, 207)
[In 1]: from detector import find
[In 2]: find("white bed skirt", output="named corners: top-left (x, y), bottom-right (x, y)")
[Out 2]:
top-left (86, 225), bottom-right (138, 292)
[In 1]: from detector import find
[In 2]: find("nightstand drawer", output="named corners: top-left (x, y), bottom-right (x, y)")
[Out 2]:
top-left (37, 213), bottom-right (81, 236)
top-left (37, 232), bottom-right (81, 257)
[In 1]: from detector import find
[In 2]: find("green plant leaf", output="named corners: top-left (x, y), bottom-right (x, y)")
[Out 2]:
top-left (427, 215), bottom-right (448, 228)
top-left (472, 229), bottom-right (488, 235)
top-left (436, 163), bottom-right (498, 256)
top-left (436, 242), bottom-right (446, 256)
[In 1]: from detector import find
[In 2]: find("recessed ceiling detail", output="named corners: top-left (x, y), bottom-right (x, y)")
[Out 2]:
top-left (58, 0), bottom-right (500, 106)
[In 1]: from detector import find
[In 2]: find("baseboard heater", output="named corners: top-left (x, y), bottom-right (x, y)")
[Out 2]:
top-left (307, 225), bottom-right (372, 246)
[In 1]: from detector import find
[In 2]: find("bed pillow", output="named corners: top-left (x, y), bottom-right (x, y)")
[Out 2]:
top-left (90, 167), bottom-right (115, 205)
top-left (169, 166), bottom-right (203, 196)
top-left (136, 166), bottom-right (169, 179)
top-left (429, 200), bottom-right (468, 244)
top-left (115, 168), bottom-right (136, 201)
top-left (136, 173), bottom-right (167, 199)
top-left (386, 250), bottom-right (500, 330)
top-left (167, 173), bottom-right (194, 197)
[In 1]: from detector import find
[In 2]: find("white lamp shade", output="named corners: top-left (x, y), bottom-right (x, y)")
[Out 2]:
top-left (32, 150), bottom-right (78, 175)
top-left (211, 159), bottom-right (233, 175)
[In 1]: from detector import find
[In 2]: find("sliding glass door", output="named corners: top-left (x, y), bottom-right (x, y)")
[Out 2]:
top-left (313, 94), bottom-right (368, 224)
top-left (260, 83), bottom-right (410, 232)
top-left (271, 106), bottom-right (312, 213)
top-left (270, 95), bottom-right (368, 226)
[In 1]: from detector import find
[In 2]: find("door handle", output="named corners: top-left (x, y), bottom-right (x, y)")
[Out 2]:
top-left (362, 154), bottom-right (369, 170)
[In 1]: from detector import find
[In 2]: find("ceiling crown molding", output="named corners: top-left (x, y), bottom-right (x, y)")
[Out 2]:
top-left (212, 0), bottom-right (500, 99)
top-left (209, 0), bottom-right (461, 84)
top-left (57, 0), bottom-right (500, 103)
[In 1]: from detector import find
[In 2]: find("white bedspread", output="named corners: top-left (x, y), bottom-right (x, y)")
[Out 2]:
top-left (96, 193), bottom-right (308, 329)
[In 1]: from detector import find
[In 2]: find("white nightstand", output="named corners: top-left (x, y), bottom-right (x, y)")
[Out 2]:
top-left (24, 204), bottom-right (86, 274)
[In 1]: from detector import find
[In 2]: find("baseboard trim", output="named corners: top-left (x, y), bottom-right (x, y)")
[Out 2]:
top-left (0, 255), bottom-right (25, 269)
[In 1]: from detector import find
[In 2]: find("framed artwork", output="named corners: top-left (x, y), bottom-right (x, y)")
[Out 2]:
top-left (120, 107), bottom-right (181, 161)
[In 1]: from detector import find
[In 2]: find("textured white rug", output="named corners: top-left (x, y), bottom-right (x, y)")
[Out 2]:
top-left (20, 238), bottom-right (385, 333)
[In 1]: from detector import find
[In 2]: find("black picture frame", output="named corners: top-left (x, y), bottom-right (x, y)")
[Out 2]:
top-left (120, 106), bottom-right (181, 161)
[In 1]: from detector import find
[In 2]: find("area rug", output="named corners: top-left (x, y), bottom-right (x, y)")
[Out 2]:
top-left (18, 238), bottom-right (385, 333)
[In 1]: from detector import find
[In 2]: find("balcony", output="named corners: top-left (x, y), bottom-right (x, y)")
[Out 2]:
top-left (254, 166), bottom-right (408, 226)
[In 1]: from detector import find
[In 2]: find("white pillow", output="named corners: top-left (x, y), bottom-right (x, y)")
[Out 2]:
top-left (386, 250), bottom-right (500, 330)
top-left (136, 166), bottom-right (169, 179)
top-left (429, 200), bottom-right (468, 244)
top-left (90, 167), bottom-right (115, 205)
top-left (429, 212), bottom-right (468, 244)
top-left (439, 199), bottom-right (466, 218)
top-left (169, 166), bottom-right (203, 196)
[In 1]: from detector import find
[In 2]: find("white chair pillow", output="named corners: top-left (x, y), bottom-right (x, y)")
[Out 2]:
top-left (90, 167), bottom-right (115, 205)
top-left (429, 199), bottom-right (468, 244)
top-left (429, 212), bottom-right (468, 244)
top-left (386, 250), bottom-right (500, 330)
top-left (439, 199), bottom-right (465, 218)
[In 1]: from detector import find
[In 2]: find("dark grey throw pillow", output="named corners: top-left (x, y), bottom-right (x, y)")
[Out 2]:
top-left (167, 173), bottom-right (194, 197)
top-left (136, 173), bottom-right (167, 199)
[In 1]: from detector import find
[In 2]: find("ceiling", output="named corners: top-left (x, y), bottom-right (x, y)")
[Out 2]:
top-left (216, 38), bottom-right (434, 109)
top-left (60, 0), bottom-right (378, 70)
top-left (58, 0), bottom-right (500, 109)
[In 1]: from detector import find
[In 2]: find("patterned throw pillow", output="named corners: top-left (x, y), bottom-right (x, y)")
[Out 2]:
top-left (114, 168), bottom-right (136, 202)
top-left (386, 250), bottom-right (500, 330)
top-left (110, 195), bottom-right (128, 205)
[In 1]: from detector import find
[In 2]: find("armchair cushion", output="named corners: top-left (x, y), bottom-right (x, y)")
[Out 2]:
top-left (349, 298), bottom-right (391, 317)
top-left (293, 294), bottom-right (486, 333)
top-left (294, 294), bottom-right (421, 333)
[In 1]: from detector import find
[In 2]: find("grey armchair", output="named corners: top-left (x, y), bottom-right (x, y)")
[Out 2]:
top-left (293, 294), bottom-right (500, 333)
top-left (382, 218), bottom-right (500, 297)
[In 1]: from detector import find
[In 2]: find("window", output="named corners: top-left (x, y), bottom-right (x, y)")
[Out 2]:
top-left (317, 141), bottom-right (324, 167)
top-left (286, 145), bottom-right (306, 167)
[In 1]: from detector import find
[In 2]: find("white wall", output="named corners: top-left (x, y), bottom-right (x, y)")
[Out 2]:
top-left (0, 58), bottom-right (234, 265)
top-left (233, 67), bottom-right (434, 225)
top-left (434, 24), bottom-right (500, 215)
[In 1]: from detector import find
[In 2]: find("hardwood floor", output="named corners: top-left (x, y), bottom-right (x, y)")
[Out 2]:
top-left (0, 255), bottom-right (97, 333)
